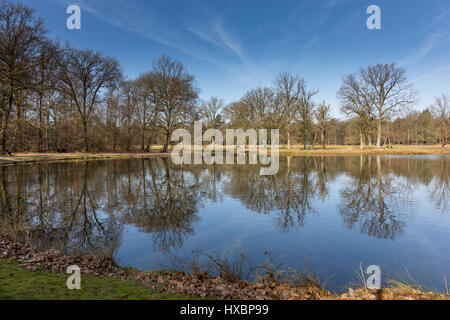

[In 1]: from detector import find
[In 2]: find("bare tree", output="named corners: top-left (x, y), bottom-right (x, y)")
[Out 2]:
top-left (360, 64), bottom-right (416, 149)
top-left (151, 55), bottom-right (198, 153)
top-left (199, 96), bottom-right (224, 129)
top-left (104, 85), bottom-right (121, 151)
top-left (337, 73), bottom-right (374, 149)
top-left (58, 46), bottom-right (122, 152)
top-left (275, 73), bottom-right (303, 149)
top-left (134, 72), bottom-right (159, 152)
top-left (315, 100), bottom-right (332, 149)
top-left (118, 80), bottom-right (137, 152)
top-left (430, 94), bottom-right (449, 151)
top-left (0, 1), bottom-right (47, 154)
top-left (297, 81), bottom-right (318, 150)
top-left (240, 87), bottom-right (275, 130)
top-left (32, 40), bottom-right (60, 152)
top-left (222, 101), bottom-right (248, 128)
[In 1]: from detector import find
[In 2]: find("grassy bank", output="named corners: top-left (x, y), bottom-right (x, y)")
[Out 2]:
top-left (0, 145), bottom-right (447, 165)
top-left (0, 258), bottom-right (193, 300)
top-left (1, 257), bottom-right (448, 300)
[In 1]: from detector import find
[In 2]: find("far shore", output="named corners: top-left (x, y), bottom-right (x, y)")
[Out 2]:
top-left (0, 152), bottom-right (171, 165)
top-left (0, 145), bottom-right (448, 165)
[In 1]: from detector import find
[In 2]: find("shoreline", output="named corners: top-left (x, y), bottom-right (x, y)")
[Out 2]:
top-left (0, 152), bottom-right (171, 165)
top-left (0, 146), bottom-right (448, 165)
top-left (1, 236), bottom-right (448, 300)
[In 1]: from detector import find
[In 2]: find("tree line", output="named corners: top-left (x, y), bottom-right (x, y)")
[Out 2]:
top-left (0, 1), bottom-right (448, 155)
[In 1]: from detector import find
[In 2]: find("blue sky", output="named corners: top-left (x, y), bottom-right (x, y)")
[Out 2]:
top-left (20, 0), bottom-right (450, 118)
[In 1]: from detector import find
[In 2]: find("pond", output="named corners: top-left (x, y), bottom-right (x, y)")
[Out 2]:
top-left (0, 155), bottom-right (449, 291)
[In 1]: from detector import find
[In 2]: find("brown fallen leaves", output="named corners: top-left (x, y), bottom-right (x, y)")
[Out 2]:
top-left (338, 287), bottom-right (448, 300)
top-left (135, 270), bottom-right (330, 300)
top-left (0, 236), bottom-right (125, 277)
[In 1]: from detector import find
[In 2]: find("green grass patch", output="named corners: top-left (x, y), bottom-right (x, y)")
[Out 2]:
top-left (0, 258), bottom-right (194, 300)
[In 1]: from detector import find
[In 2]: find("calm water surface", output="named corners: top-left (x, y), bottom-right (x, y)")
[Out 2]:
top-left (1, 156), bottom-right (449, 290)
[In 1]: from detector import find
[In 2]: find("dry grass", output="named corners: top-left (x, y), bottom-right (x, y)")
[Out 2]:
top-left (0, 152), bottom-right (170, 164)
top-left (279, 144), bottom-right (449, 155)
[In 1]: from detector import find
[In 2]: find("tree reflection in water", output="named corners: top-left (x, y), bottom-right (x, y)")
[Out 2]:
top-left (0, 162), bottom-right (123, 257)
top-left (0, 155), bottom-right (448, 255)
top-left (339, 156), bottom-right (406, 239)
top-left (119, 158), bottom-right (201, 252)
top-left (429, 157), bottom-right (449, 211)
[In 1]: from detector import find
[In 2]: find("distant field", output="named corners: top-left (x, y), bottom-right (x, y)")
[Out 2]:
top-left (277, 144), bottom-right (449, 155)
top-left (0, 145), bottom-right (448, 165)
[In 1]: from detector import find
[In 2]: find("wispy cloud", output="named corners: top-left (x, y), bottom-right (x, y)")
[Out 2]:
top-left (212, 22), bottom-right (246, 62)
top-left (425, 10), bottom-right (449, 31)
top-left (400, 10), bottom-right (450, 66)
top-left (59, 0), bottom-right (271, 94)
top-left (288, 0), bottom-right (342, 66)
top-left (187, 27), bottom-right (221, 47)
top-left (76, 0), bottom-right (187, 50)
top-left (187, 19), bottom-right (273, 89)
top-left (410, 63), bottom-right (450, 86)
top-left (187, 21), bottom-right (246, 63)
top-left (400, 31), bottom-right (449, 66)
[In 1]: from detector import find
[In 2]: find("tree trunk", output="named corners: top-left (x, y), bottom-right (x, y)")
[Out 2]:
top-left (15, 100), bottom-right (23, 152)
top-left (0, 112), bottom-right (9, 154)
top-left (321, 131), bottom-right (325, 149)
top-left (303, 126), bottom-right (307, 150)
top-left (162, 131), bottom-right (170, 153)
top-left (83, 120), bottom-right (89, 153)
top-left (141, 125), bottom-right (145, 152)
top-left (46, 96), bottom-right (50, 152)
top-left (147, 126), bottom-right (156, 153)
top-left (287, 131), bottom-right (291, 149)
top-left (359, 128), bottom-right (365, 150)
top-left (126, 124), bottom-right (131, 152)
top-left (38, 96), bottom-right (43, 152)
top-left (376, 118), bottom-right (382, 149)
top-left (0, 96), bottom-right (13, 155)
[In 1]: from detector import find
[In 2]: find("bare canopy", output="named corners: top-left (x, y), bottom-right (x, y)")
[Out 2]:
top-left (0, 1), bottom-right (47, 154)
top-left (430, 94), bottom-right (450, 150)
top-left (58, 46), bottom-right (122, 152)
top-left (338, 64), bottom-right (416, 149)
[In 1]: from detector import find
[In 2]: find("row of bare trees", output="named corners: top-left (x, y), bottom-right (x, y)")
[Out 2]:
top-left (223, 67), bottom-right (448, 150)
top-left (222, 73), bottom-right (332, 149)
top-left (111, 56), bottom-right (198, 153)
top-left (0, 1), bottom-right (199, 154)
top-left (0, 1), bottom-right (123, 153)
top-left (0, 1), bottom-right (448, 154)
top-left (337, 64), bottom-right (449, 150)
